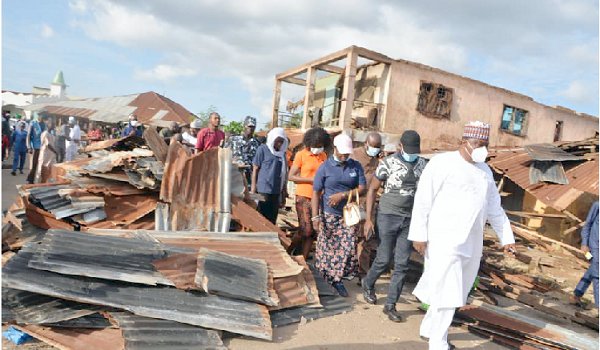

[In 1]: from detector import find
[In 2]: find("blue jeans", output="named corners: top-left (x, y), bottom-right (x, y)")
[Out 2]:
top-left (575, 257), bottom-right (599, 307)
top-left (12, 150), bottom-right (26, 172)
top-left (364, 212), bottom-right (412, 305)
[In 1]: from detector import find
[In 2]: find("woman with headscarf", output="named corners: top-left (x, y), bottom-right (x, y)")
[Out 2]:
top-left (35, 116), bottom-right (57, 183)
top-left (251, 127), bottom-right (289, 224)
top-left (311, 133), bottom-right (366, 297)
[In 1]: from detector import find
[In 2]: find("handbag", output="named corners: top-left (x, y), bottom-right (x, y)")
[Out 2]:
top-left (343, 188), bottom-right (365, 227)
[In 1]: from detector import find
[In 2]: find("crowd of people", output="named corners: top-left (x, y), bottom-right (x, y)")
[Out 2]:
top-left (2, 108), bottom-right (597, 350)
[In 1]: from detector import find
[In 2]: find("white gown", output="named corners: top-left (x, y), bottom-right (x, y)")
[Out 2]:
top-left (65, 125), bottom-right (81, 162)
top-left (408, 151), bottom-right (514, 308)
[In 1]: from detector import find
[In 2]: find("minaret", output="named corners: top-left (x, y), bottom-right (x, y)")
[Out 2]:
top-left (50, 70), bottom-right (66, 98)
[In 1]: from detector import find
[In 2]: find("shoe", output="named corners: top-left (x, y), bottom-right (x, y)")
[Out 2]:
top-left (11, 171), bottom-right (16, 176)
top-left (19, 170), bottom-right (23, 174)
top-left (383, 304), bottom-right (404, 322)
top-left (332, 282), bottom-right (349, 297)
top-left (361, 279), bottom-right (377, 304)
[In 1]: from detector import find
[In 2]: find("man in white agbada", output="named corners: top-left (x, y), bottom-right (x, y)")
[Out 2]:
top-left (408, 121), bottom-right (516, 350)
top-left (65, 116), bottom-right (81, 162)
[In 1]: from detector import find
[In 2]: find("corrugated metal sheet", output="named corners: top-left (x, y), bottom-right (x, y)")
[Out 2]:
top-left (231, 197), bottom-right (292, 248)
top-left (529, 161), bottom-right (568, 185)
top-left (28, 230), bottom-right (174, 286)
top-left (109, 311), bottom-right (226, 350)
top-left (488, 151), bottom-right (599, 211)
top-left (524, 144), bottom-right (582, 161)
top-left (195, 248), bottom-right (278, 306)
top-left (270, 255), bottom-right (321, 311)
top-left (15, 324), bottom-right (126, 350)
top-left (2, 288), bottom-right (100, 324)
top-left (269, 296), bottom-right (353, 328)
top-left (45, 313), bottom-right (112, 329)
top-left (4, 244), bottom-right (273, 340)
top-left (22, 92), bottom-right (192, 126)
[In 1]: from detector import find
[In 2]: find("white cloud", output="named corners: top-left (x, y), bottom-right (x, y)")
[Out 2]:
top-left (69, 0), bottom-right (599, 120)
top-left (563, 80), bottom-right (596, 105)
top-left (134, 64), bottom-right (198, 82)
top-left (40, 24), bottom-right (54, 38)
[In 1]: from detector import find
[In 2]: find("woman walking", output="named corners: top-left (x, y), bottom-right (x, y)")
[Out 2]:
top-left (311, 134), bottom-right (366, 297)
top-left (288, 127), bottom-right (330, 259)
top-left (251, 127), bottom-right (289, 224)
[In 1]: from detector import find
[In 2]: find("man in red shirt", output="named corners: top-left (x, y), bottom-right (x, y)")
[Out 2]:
top-left (195, 112), bottom-right (225, 153)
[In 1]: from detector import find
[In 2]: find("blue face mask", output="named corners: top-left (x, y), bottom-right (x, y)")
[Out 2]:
top-left (401, 151), bottom-right (418, 162)
top-left (366, 146), bottom-right (381, 157)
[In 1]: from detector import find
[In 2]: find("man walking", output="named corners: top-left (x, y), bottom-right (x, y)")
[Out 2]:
top-left (361, 130), bottom-right (428, 322)
top-left (65, 116), bottom-right (81, 162)
top-left (26, 112), bottom-right (45, 184)
top-left (352, 132), bottom-right (382, 280)
top-left (572, 201), bottom-right (599, 308)
top-left (55, 121), bottom-right (70, 163)
top-left (409, 121), bottom-right (515, 350)
top-left (196, 112), bottom-right (225, 153)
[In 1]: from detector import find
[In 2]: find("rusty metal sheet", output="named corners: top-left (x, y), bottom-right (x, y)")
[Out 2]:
top-left (160, 142), bottom-right (220, 208)
top-left (2, 288), bottom-right (100, 325)
top-left (4, 244), bottom-right (273, 340)
top-left (82, 149), bottom-right (155, 173)
top-left (524, 143), bottom-right (582, 161)
top-left (129, 91), bottom-right (192, 126)
top-left (231, 197), bottom-right (291, 248)
top-left (99, 194), bottom-right (158, 226)
top-left (152, 253), bottom-right (198, 290)
top-left (28, 230), bottom-right (174, 286)
top-left (195, 248), bottom-right (278, 306)
top-left (25, 197), bottom-right (74, 231)
top-left (529, 161), bottom-right (568, 185)
top-left (15, 324), bottom-right (126, 350)
top-left (109, 311), bottom-right (226, 350)
top-left (143, 126), bottom-right (168, 163)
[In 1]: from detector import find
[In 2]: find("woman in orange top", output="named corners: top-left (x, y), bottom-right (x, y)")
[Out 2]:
top-left (288, 127), bottom-right (330, 259)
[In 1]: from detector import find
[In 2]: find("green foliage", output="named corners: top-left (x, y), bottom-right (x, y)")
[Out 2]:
top-left (290, 112), bottom-right (302, 128)
top-left (224, 121), bottom-right (244, 135)
top-left (194, 105), bottom-right (218, 128)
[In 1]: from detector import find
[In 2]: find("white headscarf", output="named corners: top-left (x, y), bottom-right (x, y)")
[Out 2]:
top-left (266, 127), bottom-right (289, 191)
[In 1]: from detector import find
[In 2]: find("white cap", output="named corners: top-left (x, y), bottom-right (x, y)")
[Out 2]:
top-left (190, 119), bottom-right (202, 129)
top-left (333, 134), bottom-right (353, 155)
top-left (68, 116), bottom-right (76, 123)
top-left (131, 120), bottom-right (140, 127)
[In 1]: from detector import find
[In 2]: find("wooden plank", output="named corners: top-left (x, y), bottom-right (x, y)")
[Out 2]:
top-left (15, 324), bottom-right (125, 350)
top-left (276, 46), bottom-right (351, 80)
top-left (338, 49), bottom-right (358, 130)
top-left (317, 64), bottom-right (345, 74)
top-left (231, 197), bottom-right (291, 248)
top-left (282, 76), bottom-right (306, 86)
top-left (505, 210), bottom-right (567, 219)
top-left (512, 225), bottom-right (587, 260)
top-left (195, 248), bottom-right (278, 306)
top-left (354, 46), bottom-right (394, 64)
top-left (271, 79), bottom-right (282, 127)
top-left (142, 126), bottom-right (168, 163)
top-left (302, 66), bottom-right (316, 130)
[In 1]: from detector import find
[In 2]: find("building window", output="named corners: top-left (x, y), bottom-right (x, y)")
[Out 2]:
top-left (501, 105), bottom-right (528, 136)
top-left (417, 81), bottom-right (453, 119)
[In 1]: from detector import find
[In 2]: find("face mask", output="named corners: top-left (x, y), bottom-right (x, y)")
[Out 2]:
top-left (401, 151), bottom-right (418, 162)
top-left (366, 146), bottom-right (380, 157)
top-left (311, 147), bottom-right (324, 155)
top-left (333, 154), bottom-right (346, 164)
top-left (470, 146), bottom-right (488, 163)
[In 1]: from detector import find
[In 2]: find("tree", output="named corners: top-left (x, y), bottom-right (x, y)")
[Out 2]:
top-left (223, 121), bottom-right (244, 135)
top-left (194, 105), bottom-right (218, 127)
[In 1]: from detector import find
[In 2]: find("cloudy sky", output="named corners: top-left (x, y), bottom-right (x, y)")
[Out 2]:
top-left (2, 0), bottom-right (598, 127)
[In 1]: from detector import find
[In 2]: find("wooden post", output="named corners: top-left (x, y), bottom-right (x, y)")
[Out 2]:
top-left (301, 66), bottom-right (316, 130)
top-left (271, 79), bottom-right (282, 128)
top-left (338, 49), bottom-right (357, 130)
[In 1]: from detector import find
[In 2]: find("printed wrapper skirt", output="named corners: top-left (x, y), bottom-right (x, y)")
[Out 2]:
top-left (315, 212), bottom-right (358, 284)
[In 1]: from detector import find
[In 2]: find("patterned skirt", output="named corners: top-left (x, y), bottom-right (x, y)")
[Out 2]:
top-left (315, 212), bottom-right (358, 284)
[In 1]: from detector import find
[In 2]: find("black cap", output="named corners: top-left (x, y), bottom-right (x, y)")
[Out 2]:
top-left (400, 130), bottom-right (421, 154)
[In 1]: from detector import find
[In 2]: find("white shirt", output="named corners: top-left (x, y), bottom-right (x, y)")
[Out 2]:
top-left (66, 124), bottom-right (81, 149)
top-left (408, 151), bottom-right (514, 257)
top-left (182, 132), bottom-right (197, 145)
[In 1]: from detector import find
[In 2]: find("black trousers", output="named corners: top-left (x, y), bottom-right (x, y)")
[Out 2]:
top-left (26, 149), bottom-right (41, 184)
top-left (258, 193), bottom-right (280, 224)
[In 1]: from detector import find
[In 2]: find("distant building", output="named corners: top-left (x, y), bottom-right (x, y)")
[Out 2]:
top-left (2, 70), bottom-right (69, 119)
top-left (272, 46), bottom-right (598, 149)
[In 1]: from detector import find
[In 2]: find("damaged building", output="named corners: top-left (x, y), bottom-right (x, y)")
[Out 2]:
top-left (271, 46), bottom-right (598, 150)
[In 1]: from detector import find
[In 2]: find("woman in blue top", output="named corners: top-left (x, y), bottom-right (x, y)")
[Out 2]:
top-left (311, 134), bottom-right (366, 297)
top-left (10, 121), bottom-right (28, 176)
top-left (251, 127), bottom-right (289, 224)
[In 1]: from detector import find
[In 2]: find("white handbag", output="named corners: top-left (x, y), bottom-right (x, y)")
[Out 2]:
top-left (343, 189), bottom-right (364, 227)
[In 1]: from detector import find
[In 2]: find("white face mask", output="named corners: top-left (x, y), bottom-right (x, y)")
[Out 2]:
top-left (470, 145), bottom-right (488, 163)
top-left (366, 146), bottom-right (380, 157)
top-left (310, 147), bottom-right (324, 155)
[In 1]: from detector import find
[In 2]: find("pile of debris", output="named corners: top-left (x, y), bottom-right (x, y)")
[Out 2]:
top-left (2, 228), bottom-right (351, 348)
top-left (2, 128), bottom-right (352, 349)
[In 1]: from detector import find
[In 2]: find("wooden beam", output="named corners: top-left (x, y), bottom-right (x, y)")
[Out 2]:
top-left (317, 64), bottom-right (345, 75)
top-left (338, 49), bottom-right (358, 130)
top-left (271, 79), bottom-right (281, 128)
top-left (276, 46), bottom-right (353, 80)
top-left (302, 67), bottom-right (316, 130)
top-left (354, 46), bottom-right (394, 64)
top-left (282, 77), bottom-right (306, 86)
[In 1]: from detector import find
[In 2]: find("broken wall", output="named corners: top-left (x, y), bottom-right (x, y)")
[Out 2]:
top-left (382, 60), bottom-right (598, 150)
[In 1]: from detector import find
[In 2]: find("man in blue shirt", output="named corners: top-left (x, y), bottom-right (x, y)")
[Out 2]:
top-left (10, 121), bottom-right (28, 175)
top-left (573, 201), bottom-right (599, 307)
top-left (25, 112), bottom-right (45, 184)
